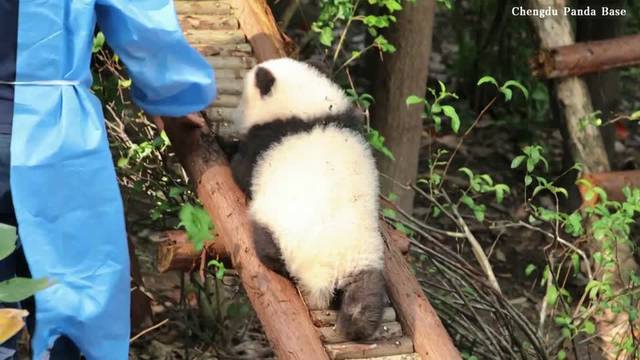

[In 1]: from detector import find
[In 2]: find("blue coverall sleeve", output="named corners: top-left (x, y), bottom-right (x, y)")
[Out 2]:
top-left (95, 0), bottom-right (216, 116)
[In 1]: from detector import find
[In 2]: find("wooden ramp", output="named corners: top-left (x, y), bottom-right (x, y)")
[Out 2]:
top-left (167, 1), bottom-right (461, 359)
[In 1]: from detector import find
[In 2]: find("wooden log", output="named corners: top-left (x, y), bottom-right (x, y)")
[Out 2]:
top-left (175, 1), bottom-right (233, 15)
top-left (311, 307), bottom-right (397, 327)
top-left (578, 170), bottom-right (640, 207)
top-left (207, 56), bottom-right (256, 70)
top-left (325, 337), bottom-right (414, 360)
top-left (183, 29), bottom-right (245, 45)
top-left (213, 94), bottom-right (240, 108)
top-left (381, 226), bottom-right (461, 359)
top-left (236, 0), bottom-right (287, 62)
top-left (213, 79), bottom-right (243, 96)
top-left (214, 67), bottom-right (248, 80)
top-left (318, 322), bottom-right (403, 344)
top-left (354, 354), bottom-right (421, 360)
top-left (205, 107), bottom-right (235, 122)
top-left (178, 14), bottom-right (239, 31)
top-left (531, 34), bottom-right (640, 79)
top-left (193, 43), bottom-right (253, 57)
top-left (155, 230), bottom-right (228, 273)
top-left (162, 120), bottom-right (330, 359)
top-left (382, 222), bottom-right (410, 255)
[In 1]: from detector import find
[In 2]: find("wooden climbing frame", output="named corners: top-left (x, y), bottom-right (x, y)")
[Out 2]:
top-left (159, 1), bottom-right (461, 359)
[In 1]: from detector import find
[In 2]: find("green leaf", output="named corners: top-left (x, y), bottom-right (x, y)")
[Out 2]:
top-left (500, 87), bottom-right (513, 102)
top-left (511, 155), bottom-right (526, 169)
top-left (207, 260), bottom-right (226, 280)
top-left (546, 284), bottom-right (558, 305)
top-left (118, 78), bottom-right (132, 89)
top-left (442, 105), bottom-right (460, 133)
top-left (459, 167), bottom-right (474, 181)
top-left (178, 204), bottom-right (214, 251)
top-left (630, 110), bottom-right (640, 121)
top-left (367, 129), bottom-right (396, 161)
top-left (477, 75), bottom-right (498, 88)
top-left (473, 206), bottom-right (485, 222)
top-left (558, 350), bottom-right (567, 360)
top-left (92, 32), bottom-right (105, 53)
top-left (532, 185), bottom-right (545, 198)
top-left (525, 175), bottom-right (533, 186)
top-left (555, 187), bottom-right (569, 198)
top-left (319, 27), bottom-right (333, 47)
top-left (0, 224), bottom-right (17, 261)
top-left (494, 184), bottom-right (510, 204)
top-left (571, 254), bottom-right (580, 274)
top-left (502, 80), bottom-right (529, 99)
top-left (525, 264), bottom-right (537, 276)
top-left (582, 320), bottom-right (596, 335)
top-left (116, 157), bottom-right (129, 168)
top-left (405, 95), bottom-right (423, 106)
top-left (382, 208), bottom-right (397, 219)
top-left (0, 278), bottom-right (51, 302)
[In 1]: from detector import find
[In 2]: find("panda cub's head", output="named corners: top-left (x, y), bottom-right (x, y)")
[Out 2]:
top-left (233, 58), bottom-right (352, 134)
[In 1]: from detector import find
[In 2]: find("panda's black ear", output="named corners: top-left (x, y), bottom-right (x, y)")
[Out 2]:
top-left (255, 66), bottom-right (276, 97)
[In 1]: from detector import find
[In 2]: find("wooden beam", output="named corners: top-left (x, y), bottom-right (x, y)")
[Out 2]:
top-left (578, 170), bottom-right (640, 207)
top-left (155, 230), bottom-right (228, 273)
top-left (163, 120), bottom-right (329, 359)
top-left (381, 226), bottom-right (461, 360)
top-left (324, 337), bottom-right (414, 360)
top-left (235, 0), bottom-right (287, 62)
top-left (531, 34), bottom-right (640, 79)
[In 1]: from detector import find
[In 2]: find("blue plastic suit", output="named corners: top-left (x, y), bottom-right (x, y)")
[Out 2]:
top-left (0, 1), bottom-right (215, 358)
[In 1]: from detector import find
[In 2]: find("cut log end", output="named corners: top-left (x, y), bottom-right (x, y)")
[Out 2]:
top-left (155, 230), bottom-right (227, 273)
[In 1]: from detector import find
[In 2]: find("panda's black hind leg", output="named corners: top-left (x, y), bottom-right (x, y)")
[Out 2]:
top-left (252, 221), bottom-right (290, 278)
top-left (336, 269), bottom-right (385, 341)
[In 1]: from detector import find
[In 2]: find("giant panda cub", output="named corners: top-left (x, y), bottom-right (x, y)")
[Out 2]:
top-left (229, 58), bottom-right (385, 341)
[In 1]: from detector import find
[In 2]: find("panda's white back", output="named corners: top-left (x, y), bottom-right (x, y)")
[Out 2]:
top-left (249, 125), bottom-right (384, 298)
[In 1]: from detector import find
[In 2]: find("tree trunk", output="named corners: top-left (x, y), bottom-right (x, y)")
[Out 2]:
top-left (577, 0), bottom-right (626, 170)
top-left (528, 1), bottom-right (639, 358)
top-left (371, 0), bottom-right (435, 212)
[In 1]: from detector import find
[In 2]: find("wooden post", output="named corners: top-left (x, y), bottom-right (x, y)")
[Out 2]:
top-left (528, 1), bottom-right (639, 357)
top-left (235, 0), bottom-right (288, 61)
top-left (163, 121), bottom-right (329, 359)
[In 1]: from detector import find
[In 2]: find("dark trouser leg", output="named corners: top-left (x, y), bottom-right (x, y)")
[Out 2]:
top-left (0, 133), bottom-right (80, 359)
top-left (0, 132), bottom-right (26, 357)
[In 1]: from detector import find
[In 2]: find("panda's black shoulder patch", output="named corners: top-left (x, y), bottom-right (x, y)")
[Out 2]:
top-left (229, 108), bottom-right (366, 197)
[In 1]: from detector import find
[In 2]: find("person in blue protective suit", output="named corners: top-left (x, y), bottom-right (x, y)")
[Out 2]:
top-left (0, 1), bottom-right (216, 359)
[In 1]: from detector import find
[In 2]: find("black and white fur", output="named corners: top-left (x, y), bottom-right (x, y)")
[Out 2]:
top-left (229, 58), bottom-right (385, 340)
